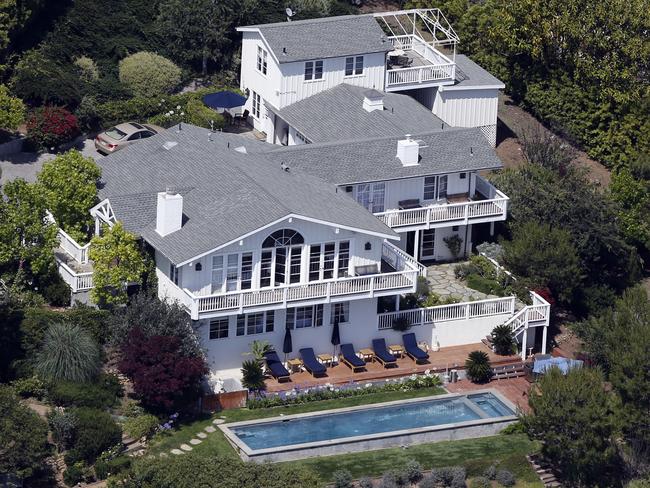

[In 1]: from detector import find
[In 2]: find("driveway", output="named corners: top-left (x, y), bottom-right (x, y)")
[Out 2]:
top-left (0, 137), bottom-right (101, 186)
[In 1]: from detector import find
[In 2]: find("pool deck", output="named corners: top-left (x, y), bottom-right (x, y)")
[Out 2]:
top-left (265, 342), bottom-right (521, 393)
top-left (446, 376), bottom-right (532, 413)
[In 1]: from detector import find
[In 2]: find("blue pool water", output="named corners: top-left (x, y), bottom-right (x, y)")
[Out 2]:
top-left (231, 393), bottom-right (513, 450)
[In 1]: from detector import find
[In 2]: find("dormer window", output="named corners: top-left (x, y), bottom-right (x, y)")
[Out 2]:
top-left (256, 46), bottom-right (268, 75)
top-left (305, 60), bottom-right (323, 81)
top-left (345, 56), bottom-right (364, 76)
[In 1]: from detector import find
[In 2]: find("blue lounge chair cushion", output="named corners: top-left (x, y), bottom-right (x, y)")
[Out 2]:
top-left (341, 343), bottom-right (365, 368)
top-left (263, 350), bottom-right (290, 378)
top-left (372, 339), bottom-right (397, 364)
top-left (299, 348), bottom-right (327, 375)
top-left (403, 333), bottom-right (429, 360)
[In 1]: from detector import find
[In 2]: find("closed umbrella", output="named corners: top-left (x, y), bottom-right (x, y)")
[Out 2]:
top-left (282, 325), bottom-right (293, 362)
top-left (331, 320), bottom-right (341, 359)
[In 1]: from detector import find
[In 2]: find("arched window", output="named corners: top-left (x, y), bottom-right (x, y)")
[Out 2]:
top-left (262, 229), bottom-right (304, 248)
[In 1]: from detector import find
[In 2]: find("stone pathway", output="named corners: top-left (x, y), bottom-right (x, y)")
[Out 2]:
top-left (426, 262), bottom-right (497, 301)
top-left (162, 417), bottom-right (226, 457)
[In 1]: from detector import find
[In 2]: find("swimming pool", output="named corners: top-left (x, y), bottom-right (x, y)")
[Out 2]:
top-left (220, 390), bottom-right (517, 462)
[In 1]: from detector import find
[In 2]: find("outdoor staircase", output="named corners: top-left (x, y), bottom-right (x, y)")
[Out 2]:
top-left (527, 454), bottom-right (562, 487)
top-left (491, 361), bottom-right (526, 380)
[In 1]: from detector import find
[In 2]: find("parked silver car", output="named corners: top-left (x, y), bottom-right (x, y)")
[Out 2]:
top-left (95, 122), bottom-right (158, 155)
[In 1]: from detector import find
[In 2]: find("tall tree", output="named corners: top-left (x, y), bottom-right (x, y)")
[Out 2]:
top-left (0, 84), bottom-right (24, 130)
top-left (521, 367), bottom-right (620, 487)
top-left (37, 150), bottom-right (101, 243)
top-left (0, 179), bottom-right (57, 282)
top-left (88, 222), bottom-right (146, 306)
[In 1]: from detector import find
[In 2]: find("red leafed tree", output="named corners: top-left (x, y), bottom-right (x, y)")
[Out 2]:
top-left (118, 327), bottom-right (207, 411)
top-left (26, 106), bottom-right (79, 150)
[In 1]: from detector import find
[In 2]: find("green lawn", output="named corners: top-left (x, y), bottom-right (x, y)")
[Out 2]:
top-left (148, 387), bottom-right (541, 486)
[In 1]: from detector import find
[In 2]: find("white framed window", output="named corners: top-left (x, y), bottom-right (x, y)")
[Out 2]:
top-left (304, 60), bottom-right (323, 80)
top-left (295, 131), bottom-right (310, 144)
top-left (424, 176), bottom-right (437, 200)
top-left (286, 305), bottom-right (323, 329)
top-left (308, 240), bottom-right (350, 281)
top-left (236, 311), bottom-right (275, 336)
top-left (211, 256), bottom-right (224, 293)
top-left (251, 90), bottom-right (261, 118)
top-left (256, 46), bottom-right (268, 75)
top-left (209, 318), bottom-right (229, 340)
top-left (355, 182), bottom-right (385, 213)
top-left (211, 252), bottom-right (252, 293)
top-left (345, 56), bottom-right (364, 76)
top-left (331, 302), bottom-right (349, 325)
top-left (421, 229), bottom-right (436, 259)
top-left (169, 263), bottom-right (179, 285)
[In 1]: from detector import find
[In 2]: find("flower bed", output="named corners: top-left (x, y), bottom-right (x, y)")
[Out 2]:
top-left (247, 374), bottom-right (442, 409)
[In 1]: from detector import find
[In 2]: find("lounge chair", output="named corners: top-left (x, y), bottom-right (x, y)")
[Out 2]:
top-left (299, 348), bottom-right (327, 377)
top-left (372, 339), bottom-right (398, 368)
top-left (340, 343), bottom-right (365, 372)
top-left (263, 350), bottom-right (290, 382)
top-left (403, 333), bottom-right (429, 364)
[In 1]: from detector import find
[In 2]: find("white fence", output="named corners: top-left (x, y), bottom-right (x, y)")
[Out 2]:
top-left (377, 296), bottom-right (516, 330)
top-left (382, 240), bottom-right (426, 276)
top-left (57, 228), bottom-right (91, 264)
top-left (386, 34), bottom-right (456, 88)
top-left (57, 261), bottom-right (94, 292)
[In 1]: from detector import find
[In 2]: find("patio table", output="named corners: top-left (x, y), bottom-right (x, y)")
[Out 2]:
top-left (317, 353), bottom-right (334, 367)
top-left (359, 348), bottom-right (374, 362)
top-left (287, 358), bottom-right (303, 373)
top-left (388, 344), bottom-right (405, 358)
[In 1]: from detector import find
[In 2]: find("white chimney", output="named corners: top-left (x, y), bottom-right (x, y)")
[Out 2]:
top-left (362, 89), bottom-right (384, 112)
top-left (156, 190), bottom-right (183, 236)
top-left (396, 135), bottom-right (420, 166)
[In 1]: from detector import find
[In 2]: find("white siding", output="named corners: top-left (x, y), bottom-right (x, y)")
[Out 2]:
top-left (432, 88), bottom-right (499, 128)
top-left (382, 173), bottom-right (473, 210)
top-left (278, 52), bottom-right (386, 107)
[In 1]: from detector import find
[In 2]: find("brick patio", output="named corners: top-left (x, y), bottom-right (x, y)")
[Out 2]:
top-left (264, 342), bottom-right (522, 393)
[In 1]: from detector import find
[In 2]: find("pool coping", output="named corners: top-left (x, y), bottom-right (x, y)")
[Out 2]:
top-left (219, 389), bottom-right (518, 461)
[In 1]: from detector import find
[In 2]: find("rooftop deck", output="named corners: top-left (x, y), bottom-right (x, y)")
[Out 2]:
top-left (264, 342), bottom-right (520, 393)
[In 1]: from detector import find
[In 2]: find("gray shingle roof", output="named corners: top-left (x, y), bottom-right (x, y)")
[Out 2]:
top-left (97, 125), bottom-right (395, 264)
top-left (453, 55), bottom-right (505, 89)
top-left (240, 15), bottom-right (390, 63)
top-left (273, 84), bottom-right (445, 143)
top-left (265, 128), bottom-right (503, 185)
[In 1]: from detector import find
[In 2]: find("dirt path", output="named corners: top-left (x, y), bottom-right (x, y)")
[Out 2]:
top-left (495, 94), bottom-right (611, 187)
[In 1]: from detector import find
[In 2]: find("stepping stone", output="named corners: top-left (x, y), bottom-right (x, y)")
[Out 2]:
top-left (204, 426), bottom-right (216, 433)
top-left (212, 418), bottom-right (225, 425)
top-left (189, 438), bottom-right (202, 445)
top-left (180, 444), bottom-right (193, 451)
top-left (197, 432), bottom-right (208, 439)
top-left (170, 449), bottom-right (184, 455)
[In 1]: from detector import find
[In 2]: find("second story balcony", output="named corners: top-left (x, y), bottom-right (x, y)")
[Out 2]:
top-left (374, 175), bottom-right (508, 232)
top-left (163, 241), bottom-right (424, 320)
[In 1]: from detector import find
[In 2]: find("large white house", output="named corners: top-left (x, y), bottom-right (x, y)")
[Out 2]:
top-left (54, 9), bottom-right (549, 382)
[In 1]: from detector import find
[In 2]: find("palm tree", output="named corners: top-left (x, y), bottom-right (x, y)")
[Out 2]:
top-left (491, 324), bottom-right (517, 356)
top-left (35, 323), bottom-right (101, 383)
top-left (465, 350), bottom-right (492, 383)
top-left (244, 340), bottom-right (273, 362)
top-left (241, 359), bottom-right (266, 395)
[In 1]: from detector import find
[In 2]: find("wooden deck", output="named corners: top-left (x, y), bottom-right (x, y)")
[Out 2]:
top-left (265, 342), bottom-right (521, 393)
top-left (447, 376), bottom-right (533, 413)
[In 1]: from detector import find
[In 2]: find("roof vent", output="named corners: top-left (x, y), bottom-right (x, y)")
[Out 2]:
top-left (280, 162), bottom-right (290, 172)
top-left (396, 135), bottom-right (420, 167)
top-left (162, 141), bottom-right (178, 151)
top-left (363, 89), bottom-right (384, 113)
top-left (234, 145), bottom-right (247, 154)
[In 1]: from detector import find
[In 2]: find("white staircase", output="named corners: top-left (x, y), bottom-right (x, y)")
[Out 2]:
top-left (501, 292), bottom-right (551, 360)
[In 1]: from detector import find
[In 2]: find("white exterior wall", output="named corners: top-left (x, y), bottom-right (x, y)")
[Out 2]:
top-left (432, 88), bottom-right (499, 128)
top-left (278, 52), bottom-right (386, 107)
top-left (381, 173), bottom-right (474, 210)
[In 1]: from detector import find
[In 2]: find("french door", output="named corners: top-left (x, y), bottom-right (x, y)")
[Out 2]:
top-left (355, 182), bottom-right (385, 213)
top-left (260, 246), bottom-right (302, 287)
top-left (420, 229), bottom-right (436, 260)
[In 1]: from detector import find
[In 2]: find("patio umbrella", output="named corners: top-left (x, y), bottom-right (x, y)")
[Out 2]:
top-left (282, 325), bottom-right (292, 362)
top-left (533, 356), bottom-right (583, 375)
top-left (202, 91), bottom-right (247, 111)
top-left (331, 320), bottom-right (341, 358)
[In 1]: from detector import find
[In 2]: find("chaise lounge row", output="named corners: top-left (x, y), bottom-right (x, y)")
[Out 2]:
top-left (263, 333), bottom-right (430, 381)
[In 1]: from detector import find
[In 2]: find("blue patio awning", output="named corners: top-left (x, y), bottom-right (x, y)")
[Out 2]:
top-left (533, 357), bottom-right (583, 375)
top-left (202, 91), bottom-right (247, 110)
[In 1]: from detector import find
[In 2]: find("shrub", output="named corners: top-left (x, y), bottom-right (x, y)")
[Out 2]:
top-left (483, 463), bottom-right (497, 480)
top-left (48, 409), bottom-right (77, 450)
top-left (443, 234), bottom-right (464, 260)
top-left (0, 84), bottom-right (25, 130)
top-left (35, 323), bottom-right (101, 383)
top-left (358, 477), bottom-right (374, 488)
top-left (495, 469), bottom-right (516, 487)
top-left (149, 97), bottom-right (224, 130)
top-left (74, 56), bottom-right (99, 82)
top-left (75, 95), bottom-right (101, 132)
top-left (26, 106), bottom-right (80, 150)
top-left (469, 477), bottom-right (490, 488)
top-left (500, 421), bottom-right (526, 435)
top-left (11, 375), bottom-right (47, 399)
top-left (43, 281), bottom-right (71, 307)
top-left (378, 472), bottom-right (398, 488)
top-left (95, 456), bottom-right (131, 480)
top-left (465, 351), bottom-right (492, 383)
top-left (123, 414), bottom-right (159, 440)
top-left (404, 459), bottom-right (423, 484)
top-left (241, 359), bottom-right (266, 393)
top-left (333, 469), bottom-right (353, 488)
top-left (429, 466), bottom-right (467, 487)
top-left (63, 462), bottom-right (85, 486)
top-left (65, 407), bottom-right (122, 464)
top-left (490, 324), bottom-right (516, 356)
top-left (119, 52), bottom-right (182, 98)
top-left (418, 476), bottom-right (437, 488)
top-left (48, 375), bottom-right (121, 408)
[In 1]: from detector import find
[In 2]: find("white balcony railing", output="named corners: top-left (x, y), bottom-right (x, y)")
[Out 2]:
top-left (377, 296), bottom-right (516, 330)
top-left (381, 240), bottom-right (426, 276)
top-left (375, 193), bottom-right (508, 230)
top-left (57, 261), bottom-right (94, 292)
top-left (57, 228), bottom-right (91, 264)
top-left (386, 34), bottom-right (456, 89)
